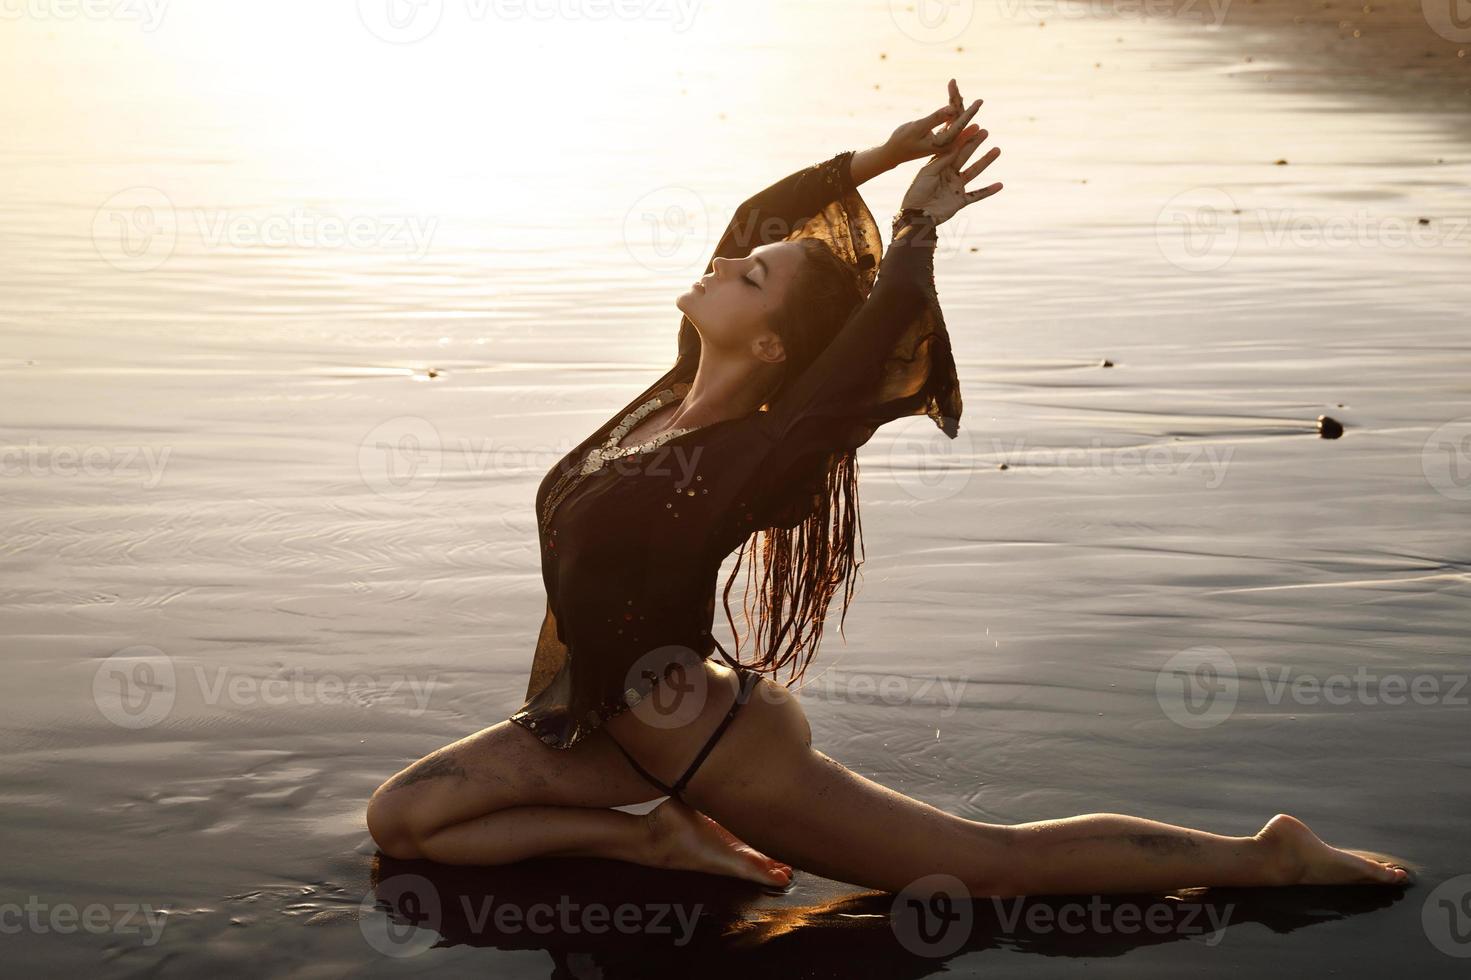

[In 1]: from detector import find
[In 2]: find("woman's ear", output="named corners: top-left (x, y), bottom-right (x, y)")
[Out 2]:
top-left (751, 330), bottom-right (786, 366)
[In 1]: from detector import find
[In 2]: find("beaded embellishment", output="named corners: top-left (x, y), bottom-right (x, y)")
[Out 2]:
top-left (539, 381), bottom-right (700, 535)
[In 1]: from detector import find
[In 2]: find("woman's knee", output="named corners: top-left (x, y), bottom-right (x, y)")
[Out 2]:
top-left (365, 750), bottom-right (475, 859)
top-left (366, 781), bottom-right (425, 860)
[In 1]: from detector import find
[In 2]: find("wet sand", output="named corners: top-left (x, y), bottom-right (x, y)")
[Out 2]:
top-left (2, 0), bottom-right (1469, 976)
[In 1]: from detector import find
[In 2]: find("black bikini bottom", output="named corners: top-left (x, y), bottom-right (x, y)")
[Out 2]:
top-left (604, 665), bottom-right (761, 803)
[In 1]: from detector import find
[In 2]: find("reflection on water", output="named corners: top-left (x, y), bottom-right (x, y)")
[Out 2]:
top-left (1, 0), bottom-right (1468, 975)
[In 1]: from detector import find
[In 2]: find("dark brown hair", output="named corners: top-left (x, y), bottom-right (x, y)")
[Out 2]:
top-left (719, 237), bottom-right (869, 686)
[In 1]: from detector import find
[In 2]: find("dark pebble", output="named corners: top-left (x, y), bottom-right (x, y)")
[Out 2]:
top-left (1317, 415), bottom-right (1344, 439)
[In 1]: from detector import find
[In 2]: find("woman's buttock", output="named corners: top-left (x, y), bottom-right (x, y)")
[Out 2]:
top-left (601, 659), bottom-right (811, 791)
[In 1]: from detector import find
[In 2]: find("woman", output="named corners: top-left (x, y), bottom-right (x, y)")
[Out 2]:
top-left (366, 80), bottom-right (1410, 897)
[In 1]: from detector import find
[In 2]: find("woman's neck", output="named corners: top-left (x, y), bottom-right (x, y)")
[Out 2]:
top-left (669, 353), bottom-right (773, 430)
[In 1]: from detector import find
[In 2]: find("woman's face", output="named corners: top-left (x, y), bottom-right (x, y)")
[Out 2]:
top-left (676, 240), bottom-right (807, 361)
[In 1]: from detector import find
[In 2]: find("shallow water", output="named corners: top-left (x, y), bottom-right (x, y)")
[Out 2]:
top-left (2, 1), bottom-right (1469, 976)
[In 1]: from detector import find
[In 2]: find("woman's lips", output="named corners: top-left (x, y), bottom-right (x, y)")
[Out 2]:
top-left (691, 279), bottom-right (706, 292)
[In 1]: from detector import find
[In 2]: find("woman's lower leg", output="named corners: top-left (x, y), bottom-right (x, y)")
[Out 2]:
top-left (413, 805), bottom-right (658, 866)
top-left (996, 812), bottom-right (1275, 896)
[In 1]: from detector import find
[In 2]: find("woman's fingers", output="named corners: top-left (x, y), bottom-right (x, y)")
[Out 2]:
top-left (962, 181), bottom-right (1004, 206)
top-left (933, 98), bottom-right (982, 150)
top-left (961, 145), bottom-right (1001, 182)
top-left (921, 104), bottom-right (956, 130)
top-left (949, 128), bottom-right (989, 170)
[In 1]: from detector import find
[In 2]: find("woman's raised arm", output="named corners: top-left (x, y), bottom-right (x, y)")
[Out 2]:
top-left (706, 79), bottom-right (984, 268)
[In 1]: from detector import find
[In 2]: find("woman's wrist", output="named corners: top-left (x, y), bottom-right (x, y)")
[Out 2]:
top-left (891, 206), bottom-right (939, 246)
top-left (849, 143), bottom-right (901, 186)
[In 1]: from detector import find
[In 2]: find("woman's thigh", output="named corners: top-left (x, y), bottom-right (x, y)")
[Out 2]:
top-left (678, 676), bottom-right (1015, 895)
top-left (367, 659), bottom-right (755, 844)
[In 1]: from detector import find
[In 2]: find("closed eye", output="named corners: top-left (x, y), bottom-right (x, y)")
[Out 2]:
top-left (744, 274), bottom-right (759, 288)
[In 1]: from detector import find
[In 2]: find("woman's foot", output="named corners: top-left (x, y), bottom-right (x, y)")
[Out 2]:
top-left (1256, 813), bottom-right (1411, 886)
top-left (642, 797), bottom-right (793, 888)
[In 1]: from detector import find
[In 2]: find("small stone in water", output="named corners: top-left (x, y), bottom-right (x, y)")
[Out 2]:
top-left (1100, 358), bottom-right (1114, 367)
top-left (1317, 415), bottom-right (1344, 439)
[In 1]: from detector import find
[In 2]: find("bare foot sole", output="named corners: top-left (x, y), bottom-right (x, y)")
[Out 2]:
top-left (1257, 814), bottom-right (1414, 886)
top-left (644, 797), bottom-right (793, 888)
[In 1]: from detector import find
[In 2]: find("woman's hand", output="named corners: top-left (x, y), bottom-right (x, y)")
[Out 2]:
top-left (884, 78), bottom-right (982, 165)
top-left (898, 114), bottom-right (1003, 226)
top-left (850, 79), bottom-right (984, 185)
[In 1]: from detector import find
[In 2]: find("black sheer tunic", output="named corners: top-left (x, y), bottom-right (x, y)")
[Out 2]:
top-left (511, 149), bottom-right (962, 749)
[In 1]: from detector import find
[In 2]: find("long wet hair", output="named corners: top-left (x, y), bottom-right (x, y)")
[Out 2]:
top-left (719, 237), bottom-right (870, 687)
